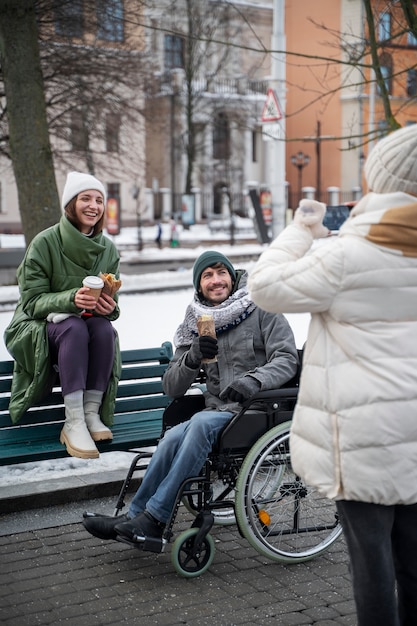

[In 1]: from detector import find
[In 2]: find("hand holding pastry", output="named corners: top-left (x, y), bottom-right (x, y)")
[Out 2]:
top-left (99, 273), bottom-right (122, 297)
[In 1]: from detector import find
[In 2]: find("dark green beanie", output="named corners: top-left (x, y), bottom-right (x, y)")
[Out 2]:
top-left (192, 251), bottom-right (236, 291)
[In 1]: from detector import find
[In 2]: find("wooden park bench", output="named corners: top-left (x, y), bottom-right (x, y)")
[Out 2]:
top-left (0, 342), bottom-right (173, 466)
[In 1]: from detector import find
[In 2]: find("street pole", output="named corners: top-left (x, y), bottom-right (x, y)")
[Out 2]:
top-left (269, 0), bottom-right (286, 238)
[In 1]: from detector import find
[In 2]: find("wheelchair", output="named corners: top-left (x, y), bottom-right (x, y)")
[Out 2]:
top-left (85, 374), bottom-right (342, 578)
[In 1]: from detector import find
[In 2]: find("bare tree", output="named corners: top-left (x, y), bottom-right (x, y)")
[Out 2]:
top-left (1, 0), bottom-right (417, 244)
top-left (399, 0), bottom-right (417, 34)
top-left (36, 0), bottom-right (147, 180)
top-left (0, 0), bottom-right (148, 242)
top-left (288, 0), bottom-right (417, 144)
top-left (0, 0), bottom-right (60, 244)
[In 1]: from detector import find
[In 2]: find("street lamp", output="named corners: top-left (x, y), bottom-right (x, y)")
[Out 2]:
top-left (291, 151), bottom-right (310, 205)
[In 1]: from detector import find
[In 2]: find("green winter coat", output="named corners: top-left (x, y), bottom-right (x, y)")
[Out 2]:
top-left (4, 216), bottom-right (122, 424)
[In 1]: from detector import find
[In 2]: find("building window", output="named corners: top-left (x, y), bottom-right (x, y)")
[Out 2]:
top-left (407, 31), bottom-right (417, 46)
top-left (213, 113), bottom-right (230, 160)
top-left (377, 119), bottom-right (389, 139)
top-left (378, 65), bottom-right (391, 94)
top-left (70, 111), bottom-right (88, 151)
top-left (97, 0), bottom-right (124, 42)
top-left (213, 181), bottom-right (227, 215)
top-left (105, 113), bottom-right (120, 152)
top-left (407, 69), bottom-right (417, 96)
top-left (378, 53), bottom-right (393, 95)
top-left (378, 12), bottom-right (391, 41)
top-left (164, 34), bottom-right (184, 71)
top-left (54, 0), bottom-right (83, 38)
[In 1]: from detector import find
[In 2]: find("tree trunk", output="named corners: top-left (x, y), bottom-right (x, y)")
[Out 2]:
top-left (400, 0), bottom-right (417, 36)
top-left (0, 0), bottom-right (60, 245)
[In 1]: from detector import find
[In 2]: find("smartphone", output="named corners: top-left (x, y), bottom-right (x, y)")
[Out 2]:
top-left (323, 205), bottom-right (351, 232)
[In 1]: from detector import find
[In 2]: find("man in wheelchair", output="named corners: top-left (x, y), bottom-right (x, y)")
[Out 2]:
top-left (83, 250), bottom-right (298, 544)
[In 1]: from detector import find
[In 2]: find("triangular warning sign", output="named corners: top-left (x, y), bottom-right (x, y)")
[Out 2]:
top-left (261, 88), bottom-right (282, 122)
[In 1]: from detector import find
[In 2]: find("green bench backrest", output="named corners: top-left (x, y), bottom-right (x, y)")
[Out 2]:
top-left (0, 342), bottom-right (173, 466)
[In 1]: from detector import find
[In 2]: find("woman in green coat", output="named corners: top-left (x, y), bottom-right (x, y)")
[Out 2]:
top-left (4, 171), bottom-right (122, 459)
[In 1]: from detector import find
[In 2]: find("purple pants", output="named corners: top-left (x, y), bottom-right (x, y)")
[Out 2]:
top-left (47, 316), bottom-right (115, 396)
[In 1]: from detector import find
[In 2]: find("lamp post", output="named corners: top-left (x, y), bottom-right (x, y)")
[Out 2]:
top-left (291, 151), bottom-right (310, 205)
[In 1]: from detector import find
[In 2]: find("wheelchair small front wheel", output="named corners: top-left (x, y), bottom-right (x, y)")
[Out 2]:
top-left (171, 528), bottom-right (215, 578)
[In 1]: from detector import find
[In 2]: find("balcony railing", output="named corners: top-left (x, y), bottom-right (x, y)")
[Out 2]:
top-left (148, 72), bottom-right (268, 97)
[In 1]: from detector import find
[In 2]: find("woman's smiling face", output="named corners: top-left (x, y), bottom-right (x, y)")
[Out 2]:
top-left (74, 190), bottom-right (105, 234)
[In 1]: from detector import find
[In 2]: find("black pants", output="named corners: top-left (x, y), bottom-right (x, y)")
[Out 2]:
top-left (336, 500), bottom-right (417, 626)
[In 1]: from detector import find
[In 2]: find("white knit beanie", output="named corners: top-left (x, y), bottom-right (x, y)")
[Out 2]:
top-left (365, 124), bottom-right (417, 196)
top-left (61, 171), bottom-right (107, 210)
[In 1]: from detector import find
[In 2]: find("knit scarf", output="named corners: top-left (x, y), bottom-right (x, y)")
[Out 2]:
top-left (174, 281), bottom-right (256, 348)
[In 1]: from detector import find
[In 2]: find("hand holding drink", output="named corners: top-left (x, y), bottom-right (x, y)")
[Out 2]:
top-left (82, 276), bottom-right (104, 302)
top-left (197, 314), bottom-right (217, 363)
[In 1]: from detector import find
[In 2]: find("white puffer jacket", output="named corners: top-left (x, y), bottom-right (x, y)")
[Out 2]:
top-left (248, 192), bottom-right (417, 506)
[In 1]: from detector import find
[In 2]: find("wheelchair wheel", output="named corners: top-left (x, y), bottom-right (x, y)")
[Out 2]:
top-left (182, 474), bottom-right (236, 526)
top-left (171, 528), bottom-right (215, 578)
top-left (235, 421), bottom-right (342, 563)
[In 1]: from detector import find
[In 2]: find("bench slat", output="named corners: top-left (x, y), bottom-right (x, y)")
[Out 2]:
top-left (0, 361), bottom-right (14, 376)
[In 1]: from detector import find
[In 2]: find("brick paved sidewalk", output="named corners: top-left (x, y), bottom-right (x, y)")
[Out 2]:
top-left (0, 508), bottom-right (356, 626)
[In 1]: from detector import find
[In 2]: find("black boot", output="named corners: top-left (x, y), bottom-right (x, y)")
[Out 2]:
top-left (115, 510), bottom-right (165, 541)
top-left (83, 513), bottom-right (130, 540)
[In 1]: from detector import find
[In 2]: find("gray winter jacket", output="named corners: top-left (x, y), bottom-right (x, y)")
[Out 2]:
top-left (162, 272), bottom-right (299, 412)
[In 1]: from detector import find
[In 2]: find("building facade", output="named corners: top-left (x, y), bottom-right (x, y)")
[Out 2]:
top-left (1, 0), bottom-right (416, 234)
top-left (142, 0), bottom-right (274, 223)
top-left (0, 0), bottom-right (146, 232)
top-left (285, 0), bottom-right (417, 208)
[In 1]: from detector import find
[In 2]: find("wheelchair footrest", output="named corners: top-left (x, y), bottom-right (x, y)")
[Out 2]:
top-left (116, 533), bottom-right (166, 554)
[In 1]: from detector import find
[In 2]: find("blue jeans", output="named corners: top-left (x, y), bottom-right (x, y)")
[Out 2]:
top-left (336, 500), bottom-right (417, 626)
top-left (129, 410), bottom-right (233, 523)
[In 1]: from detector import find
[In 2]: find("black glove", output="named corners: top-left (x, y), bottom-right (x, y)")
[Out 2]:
top-left (220, 376), bottom-right (261, 404)
top-left (185, 335), bottom-right (218, 367)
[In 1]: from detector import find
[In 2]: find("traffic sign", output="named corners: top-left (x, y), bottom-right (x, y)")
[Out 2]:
top-left (262, 122), bottom-right (281, 141)
top-left (261, 88), bottom-right (282, 122)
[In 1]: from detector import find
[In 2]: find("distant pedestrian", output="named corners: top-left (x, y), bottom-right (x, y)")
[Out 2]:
top-left (248, 124), bottom-right (417, 626)
top-left (170, 219), bottom-right (179, 248)
top-left (155, 221), bottom-right (162, 249)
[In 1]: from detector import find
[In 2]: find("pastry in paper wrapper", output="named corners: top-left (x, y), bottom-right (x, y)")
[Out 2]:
top-left (99, 273), bottom-right (122, 297)
top-left (197, 314), bottom-right (217, 363)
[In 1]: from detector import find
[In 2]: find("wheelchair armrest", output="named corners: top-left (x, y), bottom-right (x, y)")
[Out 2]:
top-left (241, 386), bottom-right (299, 408)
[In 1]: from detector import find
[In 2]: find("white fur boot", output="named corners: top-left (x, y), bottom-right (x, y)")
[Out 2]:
top-left (60, 390), bottom-right (99, 459)
top-left (84, 389), bottom-right (113, 441)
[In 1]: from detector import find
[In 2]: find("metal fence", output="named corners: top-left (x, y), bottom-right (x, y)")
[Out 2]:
top-left (166, 189), bottom-right (362, 221)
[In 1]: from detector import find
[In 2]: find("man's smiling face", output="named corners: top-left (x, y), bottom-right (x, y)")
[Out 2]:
top-left (199, 263), bottom-right (233, 305)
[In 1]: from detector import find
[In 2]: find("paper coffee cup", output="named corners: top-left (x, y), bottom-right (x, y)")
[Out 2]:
top-left (82, 275), bottom-right (104, 302)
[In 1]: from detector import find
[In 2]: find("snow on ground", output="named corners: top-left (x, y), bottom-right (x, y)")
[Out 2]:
top-left (0, 221), bottom-right (310, 486)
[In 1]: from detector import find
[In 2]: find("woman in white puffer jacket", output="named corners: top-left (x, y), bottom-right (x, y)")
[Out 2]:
top-left (248, 124), bottom-right (417, 626)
